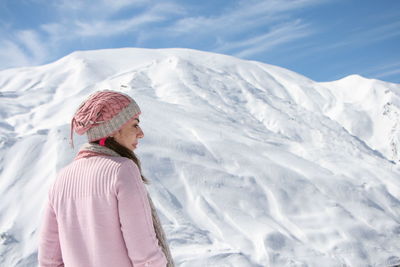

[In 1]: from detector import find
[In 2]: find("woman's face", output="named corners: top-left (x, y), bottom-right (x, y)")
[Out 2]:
top-left (113, 117), bottom-right (144, 151)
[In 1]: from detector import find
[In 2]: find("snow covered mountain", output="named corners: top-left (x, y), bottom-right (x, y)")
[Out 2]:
top-left (0, 48), bottom-right (399, 267)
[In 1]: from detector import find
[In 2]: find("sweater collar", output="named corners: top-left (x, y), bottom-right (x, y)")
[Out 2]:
top-left (74, 142), bottom-right (120, 160)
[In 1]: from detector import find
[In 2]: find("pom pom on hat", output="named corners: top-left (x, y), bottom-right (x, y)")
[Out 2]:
top-left (70, 90), bottom-right (141, 148)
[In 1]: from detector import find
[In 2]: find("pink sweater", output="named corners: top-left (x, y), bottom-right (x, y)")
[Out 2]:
top-left (38, 153), bottom-right (167, 267)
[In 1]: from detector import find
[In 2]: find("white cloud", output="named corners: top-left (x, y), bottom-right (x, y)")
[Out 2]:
top-left (0, 0), bottom-right (326, 69)
top-left (375, 68), bottom-right (400, 79)
top-left (154, 0), bottom-right (323, 58)
top-left (40, 23), bottom-right (64, 39)
top-left (303, 19), bottom-right (400, 53)
top-left (167, 0), bottom-right (305, 35)
top-left (42, 2), bottom-right (184, 39)
top-left (101, 0), bottom-right (148, 11)
top-left (0, 1), bottom-right (181, 70)
top-left (219, 20), bottom-right (312, 58)
top-left (4, 0), bottom-right (185, 69)
top-left (53, 0), bottom-right (148, 14)
top-left (234, 0), bottom-right (323, 18)
top-left (16, 30), bottom-right (47, 63)
top-left (359, 20), bottom-right (400, 43)
top-left (0, 40), bottom-right (31, 69)
top-left (0, 26), bottom-right (50, 70)
top-left (364, 62), bottom-right (400, 81)
top-left (74, 13), bottom-right (165, 37)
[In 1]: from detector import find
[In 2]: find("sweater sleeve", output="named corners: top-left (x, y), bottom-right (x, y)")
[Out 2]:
top-left (38, 192), bottom-right (64, 267)
top-left (115, 160), bottom-right (167, 267)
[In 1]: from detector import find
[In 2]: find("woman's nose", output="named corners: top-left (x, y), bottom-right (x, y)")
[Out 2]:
top-left (137, 128), bottom-right (144, 138)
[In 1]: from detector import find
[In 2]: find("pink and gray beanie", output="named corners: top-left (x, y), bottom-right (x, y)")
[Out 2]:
top-left (70, 89), bottom-right (141, 149)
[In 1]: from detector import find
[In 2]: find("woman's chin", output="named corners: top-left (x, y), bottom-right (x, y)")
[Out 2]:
top-left (120, 143), bottom-right (135, 151)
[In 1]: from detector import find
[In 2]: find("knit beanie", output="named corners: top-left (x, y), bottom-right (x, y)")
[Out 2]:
top-left (70, 89), bottom-right (141, 149)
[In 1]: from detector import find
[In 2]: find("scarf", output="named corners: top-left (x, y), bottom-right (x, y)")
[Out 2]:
top-left (76, 143), bottom-right (175, 267)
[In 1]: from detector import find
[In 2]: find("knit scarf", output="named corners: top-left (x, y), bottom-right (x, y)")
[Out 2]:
top-left (76, 143), bottom-right (175, 267)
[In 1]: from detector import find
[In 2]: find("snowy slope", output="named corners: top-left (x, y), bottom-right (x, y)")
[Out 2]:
top-left (321, 75), bottom-right (400, 163)
top-left (0, 48), bottom-right (399, 267)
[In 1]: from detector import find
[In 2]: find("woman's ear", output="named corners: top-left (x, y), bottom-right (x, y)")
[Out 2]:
top-left (112, 129), bottom-right (122, 139)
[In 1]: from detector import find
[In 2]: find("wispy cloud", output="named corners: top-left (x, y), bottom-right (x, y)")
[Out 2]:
top-left (16, 30), bottom-right (47, 63)
top-left (165, 0), bottom-right (322, 35)
top-left (0, 0), bottom-right (185, 68)
top-left (52, 0), bottom-right (148, 15)
top-left (0, 29), bottom-right (47, 69)
top-left (336, 20), bottom-right (400, 49)
top-left (290, 17), bottom-right (400, 56)
top-left (138, 0), bottom-right (324, 58)
top-left (44, 1), bottom-right (185, 38)
top-left (0, 0), bottom-right (325, 69)
top-left (375, 68), bottom-right (400, 79)
top-left (223, 20), bottom-right (312, 58)
top-left (0, 40), bottom-right (30, 69)
top-left (73, 13), bottom-right (165, 37)
top-left (363, 62), bottom-right (400, 81)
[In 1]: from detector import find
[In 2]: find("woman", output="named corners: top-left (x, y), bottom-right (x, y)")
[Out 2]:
top-left (38, 90), bottom-right (174, 267)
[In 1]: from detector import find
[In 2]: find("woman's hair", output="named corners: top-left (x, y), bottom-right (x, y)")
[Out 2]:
top-left (91, 137), bottom-right (150, 184)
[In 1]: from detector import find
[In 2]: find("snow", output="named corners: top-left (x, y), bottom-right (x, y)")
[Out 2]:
top-left (0, 47), bottom-right (400, 267)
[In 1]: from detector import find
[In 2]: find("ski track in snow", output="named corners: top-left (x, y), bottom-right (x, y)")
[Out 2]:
top-left (0, 48), bottom-right (400, 267)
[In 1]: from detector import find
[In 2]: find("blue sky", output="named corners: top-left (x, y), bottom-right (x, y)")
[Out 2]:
top-left (1, 0), bottom-right (399, 83)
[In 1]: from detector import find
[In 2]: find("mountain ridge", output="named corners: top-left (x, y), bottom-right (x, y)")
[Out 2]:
top-left (0, 47), bottom-right (399, 267)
